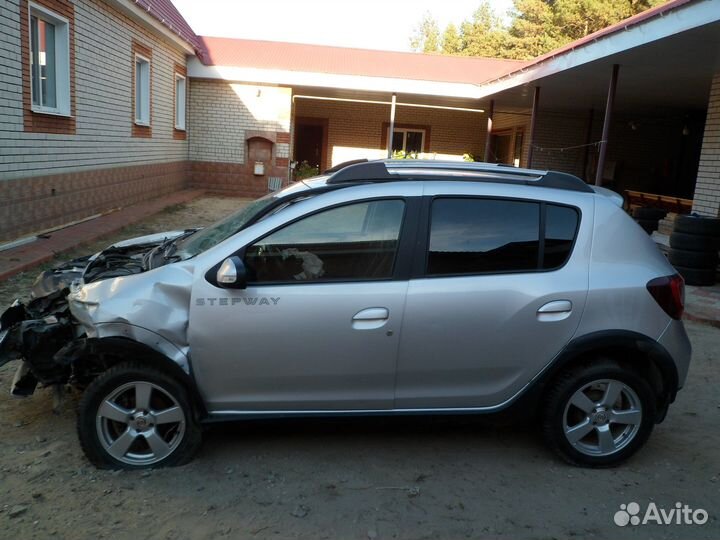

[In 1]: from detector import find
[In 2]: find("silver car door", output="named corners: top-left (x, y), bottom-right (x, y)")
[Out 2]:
top-left (189, 198), bottom-right (416, 412)
top-left (395, 192), bottom-right (592, 409)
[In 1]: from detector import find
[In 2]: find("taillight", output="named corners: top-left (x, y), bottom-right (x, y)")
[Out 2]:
top-left (646, 274), bottom-right (685, 320)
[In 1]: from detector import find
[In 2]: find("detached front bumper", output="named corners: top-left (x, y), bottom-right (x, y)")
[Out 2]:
top-left (0, 294), bottom-right (75, 397)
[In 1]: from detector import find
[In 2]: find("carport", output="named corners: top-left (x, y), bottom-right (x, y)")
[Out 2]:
top-left (476, 0), bottom-right (720, 216)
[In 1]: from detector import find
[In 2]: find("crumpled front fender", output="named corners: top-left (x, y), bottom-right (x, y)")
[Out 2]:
top-left (68, 263), bottom-right (195, 373)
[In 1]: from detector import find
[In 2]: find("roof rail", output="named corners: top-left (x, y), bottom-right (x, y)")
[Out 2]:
top-left (325, 159), bottom-right (594, 193)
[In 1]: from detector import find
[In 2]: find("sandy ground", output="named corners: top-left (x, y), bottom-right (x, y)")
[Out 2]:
top-left (0, 197), bottom-right (718, 540)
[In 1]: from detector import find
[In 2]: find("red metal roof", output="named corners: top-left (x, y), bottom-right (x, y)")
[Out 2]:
top-left (133, 0), bottom-right (204, 57)
top-left (198, 36), bottom-right (526, 85)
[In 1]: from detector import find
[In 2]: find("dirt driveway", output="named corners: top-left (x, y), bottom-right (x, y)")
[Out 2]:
top-left (0, 197), bottom-right (718, 539)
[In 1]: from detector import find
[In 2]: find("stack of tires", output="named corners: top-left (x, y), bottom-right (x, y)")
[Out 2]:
top-left (668, 215), bottom-right (720, 286)
top-left (633, 207), bottom-right (667, 234)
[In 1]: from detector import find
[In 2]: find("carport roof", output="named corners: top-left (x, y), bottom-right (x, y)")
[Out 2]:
top-left (185, 0), bottom-right (720, 106)
top-left (197, 36), bottom-right (526, 85)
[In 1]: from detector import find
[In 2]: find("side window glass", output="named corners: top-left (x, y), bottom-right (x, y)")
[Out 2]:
top-left (427, 198), bottom-right (540, 275)
top-left (245, 200), bottom-right (405, 283)
top-left (543, 204), bottom-right (579, 269)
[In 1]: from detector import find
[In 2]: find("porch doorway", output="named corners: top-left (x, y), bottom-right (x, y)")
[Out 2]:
top-left (489, 128), bottom-right (524, 167)
top-left (294, 117), bottom-right (328, 172)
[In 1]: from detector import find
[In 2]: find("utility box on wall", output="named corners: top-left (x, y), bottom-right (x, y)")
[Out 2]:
top-left (247, 137), bottom-right (273, 177)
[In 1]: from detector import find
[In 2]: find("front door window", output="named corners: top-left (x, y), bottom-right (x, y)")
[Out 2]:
top-left (244, 200), bottom-right (406, 283)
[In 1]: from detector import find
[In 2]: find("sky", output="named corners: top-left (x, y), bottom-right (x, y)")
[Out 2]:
top-left (170, 0), bottom-right (514, 52)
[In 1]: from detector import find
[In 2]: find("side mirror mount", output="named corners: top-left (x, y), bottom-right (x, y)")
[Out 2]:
top-left (216, 256), bottom-right (247, 289)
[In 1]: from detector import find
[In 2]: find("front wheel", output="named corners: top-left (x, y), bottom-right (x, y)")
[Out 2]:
top-left (541, 360), bottom-right (656, 467)
top-left (77, 362), bottom-right (202, 469)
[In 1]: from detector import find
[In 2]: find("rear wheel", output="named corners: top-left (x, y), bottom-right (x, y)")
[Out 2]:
top-left (541, 360), bottom-right (656, 467)
top-left (77, 362), bottom-right (202, 469)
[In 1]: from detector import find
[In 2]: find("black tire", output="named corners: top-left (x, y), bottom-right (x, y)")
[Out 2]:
top-left (668, 248), bottom-right (719, 269)
top-left (632, 207), bottom-right (667, 220)
top-left (77, 362), bottom-right (202, 469)
top-left (669, 232), bottom-right (720, 252)
top-left (636, 218), bottom-right (658, 233)
top-left (674, 215), bottom-right (720, 236)
top-left (674, 265), bottom-right (717, 286)
top-left (541, 359), bottom-right (656, 468)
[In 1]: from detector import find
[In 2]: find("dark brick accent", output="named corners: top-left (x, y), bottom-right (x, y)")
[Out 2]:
top-left (0, 162), bottom-right (189, 241)
top-left (188, 161), bottom-right (288, 197)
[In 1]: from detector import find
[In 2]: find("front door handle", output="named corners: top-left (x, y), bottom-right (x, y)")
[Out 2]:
top-left (352, 307), bottom-right (389, 330)
top-left (537, 300), bottom-right (573, 322)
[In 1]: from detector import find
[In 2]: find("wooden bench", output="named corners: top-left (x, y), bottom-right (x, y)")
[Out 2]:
top-left (624, 190), bottom-right (693, 214)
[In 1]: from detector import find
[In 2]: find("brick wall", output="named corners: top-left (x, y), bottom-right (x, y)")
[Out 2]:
top-left (0, 162), bottom-right (187, 241)
top-left (0, 0), bottom-right (189, 177)
top-left (0, 0), bottom-right (191, 240)
top-left (187, 79), bottom-right (291, 194)
top-left (692, 71), bottom-right (720, 217)
top-left (293, 98), bottom-right (486, 167)
top-left (188, 80), bottom-right (291, 163)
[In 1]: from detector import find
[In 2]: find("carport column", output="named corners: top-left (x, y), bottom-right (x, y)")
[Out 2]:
top-left (692, 71), bottom-right (720, 217)
top-left (527, 87), bottom-right (540, 168)
top-left (483, 99), bottom-right (494, 162)
top-left (387, 93), bottom-right (397, 158)
top-left (595, 64), bottom-right (620, 186)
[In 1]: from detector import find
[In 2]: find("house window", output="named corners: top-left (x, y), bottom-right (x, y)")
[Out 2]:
top-left (134, 55), bottom-right (150, 125)
top-left (29, 3), bottom-right (70, 115)
top-left (391, 128), bottom-right (425, 154)
top-left (174, 73), bottom-right (186, 130)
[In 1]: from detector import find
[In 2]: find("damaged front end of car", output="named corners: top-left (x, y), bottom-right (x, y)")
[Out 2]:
top-left (0, 231), bottom-right (194, 410)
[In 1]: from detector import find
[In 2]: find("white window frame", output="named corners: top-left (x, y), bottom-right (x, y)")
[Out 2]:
top-left (28, 2), bottom-right (71, 116)
top-left (174, 73), bottom-right (186, 131)
top-left (134, 54), bottom-right (151, 126)
top-left (389, 127), bottom-right (426, 154)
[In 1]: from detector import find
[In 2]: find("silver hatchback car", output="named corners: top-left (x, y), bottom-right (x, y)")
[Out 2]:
top-left (0, 160), bottom-right (691, 469)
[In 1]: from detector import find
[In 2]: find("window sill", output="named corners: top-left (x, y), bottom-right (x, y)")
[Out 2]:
top-left (174, 126), bottom-right (186, 132)
top-left (31, 107), bottom-right (72, 118)
top-left (134, 120), bottom-right (150, 127)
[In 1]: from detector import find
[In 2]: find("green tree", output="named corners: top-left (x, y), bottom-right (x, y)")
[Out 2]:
top-left (458, 2), bottom-right (510, 57)
top-left (410, 12), bottom-right (441, 53)
top-left (410, 0), bottom-right (670, 60)
top-left (441, 23), bottom-right (463, 54)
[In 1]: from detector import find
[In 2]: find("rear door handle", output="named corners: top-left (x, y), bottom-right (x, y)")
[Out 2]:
top-left (537, 300), bottom-right (573, 322)
top-left (352, 307), bottom-right (389, 330)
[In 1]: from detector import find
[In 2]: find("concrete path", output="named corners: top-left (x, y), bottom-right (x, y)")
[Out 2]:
top-left (0, 190), bottom-right (204, 281)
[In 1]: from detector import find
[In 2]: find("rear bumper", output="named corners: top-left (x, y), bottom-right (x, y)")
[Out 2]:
top-left (657, 319), bottom-right (692, 391)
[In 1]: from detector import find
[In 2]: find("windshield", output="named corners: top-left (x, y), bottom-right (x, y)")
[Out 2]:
top-left (174, 195), bottom-right (277, 258)
top-left (173, 178), bottom-right (326, 259)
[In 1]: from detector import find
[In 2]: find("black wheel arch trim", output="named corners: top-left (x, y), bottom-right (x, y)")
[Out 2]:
top-left (61, 336), bottom-right (208, 419)
top-left (513, 329), bottom-right (679, 422)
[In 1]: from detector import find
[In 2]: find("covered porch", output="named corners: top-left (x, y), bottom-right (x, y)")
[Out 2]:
top-left (286, 1), bottom-right (720, 217)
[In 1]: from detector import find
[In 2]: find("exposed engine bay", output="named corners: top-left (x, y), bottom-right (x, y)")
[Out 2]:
top-left (0, 231), bottom-right (190, 405)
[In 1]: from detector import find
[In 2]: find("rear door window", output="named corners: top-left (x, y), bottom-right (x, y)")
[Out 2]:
top-left (426, 198), bottom-right (579, 276)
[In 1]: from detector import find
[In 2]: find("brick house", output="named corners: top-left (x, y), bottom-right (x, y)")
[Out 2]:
top-left (1, 0), bottom-right (720, 242)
